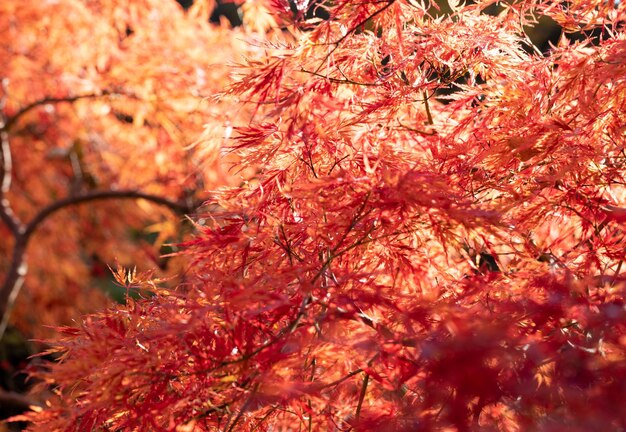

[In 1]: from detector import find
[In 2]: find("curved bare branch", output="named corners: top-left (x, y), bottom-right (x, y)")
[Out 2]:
top-left (0, 189), bottom-right (206, 340)
top-left (3, 91), bottom-right (116, 132)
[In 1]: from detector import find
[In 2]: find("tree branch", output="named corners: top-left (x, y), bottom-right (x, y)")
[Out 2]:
top-left (0, 94), bottom-right (28, 343)
top-left (0, 84), bottom-right (207, 340)
top-left (355, 372), bottom-right (369, 421)
top-left (22, 190), bottom-right (200, 240)
top-left (0, 119), bottom-right (25, 236)
top-left (0, 388), bottom-right (41, 413)
top-left (300, 68), bottom-right (379, 87)
top-left (0, 235), bottom-right (28, 342)
top-left (315, 0), bottom-right (397, 74)
top-left (0, 189), bottom-right (205, 340)
top-left (3, 91), bottom-right (115, 132)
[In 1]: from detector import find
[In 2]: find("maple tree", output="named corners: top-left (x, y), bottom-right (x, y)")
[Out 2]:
top-left (7, 0), bottom-right (626, 430)
top-left (0, 0), bottom-right (264, 343)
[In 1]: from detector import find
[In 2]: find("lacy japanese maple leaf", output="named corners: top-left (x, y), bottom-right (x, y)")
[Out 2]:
top-left (19, 0), bottom-right (626, 430)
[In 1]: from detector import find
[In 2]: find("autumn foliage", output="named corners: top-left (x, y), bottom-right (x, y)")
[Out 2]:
top-left (0, 0), bottom-right (260, 339)
top-left (6, 0), bottom-right (626, 430)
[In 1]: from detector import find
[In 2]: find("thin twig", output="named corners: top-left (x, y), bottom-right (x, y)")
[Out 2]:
top-left (355, 373), bottom-right (369, 421)
top-left (300, 69), bottom-right (378, 87)
top-left (314, 1), bottom-right (397, 74)
top-left (319, 354), bottom-right (379, 392)
top-left (396, 120), bottom-right (437, 136)
top-left (308, 358), bottom-right (316, 432)
top-left (312, 193), bottom-right (372, 284)
top-left (225, 383), bottom-right (259, 432)
top-left (423, 91), bottom-right (433, 125)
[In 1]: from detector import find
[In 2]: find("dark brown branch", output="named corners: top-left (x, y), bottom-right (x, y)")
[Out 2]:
top-left (300, 68), bottom-right (379, 87)
top-left (0, 101), bottom-right (27, 341)
top-left (0, 236), bottom-right (28, 339)
top-left (3, 91), bottom-right (115, 132)
top-left (355, 373), bottom-right (369, 421)
top-left (321, 368), bottom-right (363, 390)
top-left (22, 190), bottom-right (199, 240)
top-left (1, 130), bottom-right (24, 235)
top-left (0, 116), bottom-right (24, 236)
top-left (0, 189), bottom-right (205, 339)
top-left (225, 383), bottom-right (260, 432)
top-left (396, 121), bottom-right (437, 136)
top-left (0, 86), bottom-right (204, 340)
top-left (423, 91), bottom-right (434, 125)
top-left (0, 388), bottom-right (41, 413)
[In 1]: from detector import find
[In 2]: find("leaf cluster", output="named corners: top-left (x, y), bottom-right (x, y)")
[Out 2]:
top-left (19, 0), bottom-right (626, 430)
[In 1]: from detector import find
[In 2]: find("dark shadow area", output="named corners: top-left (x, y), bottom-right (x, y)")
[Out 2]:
top-left (177, 0), bottom-right (243, 27)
